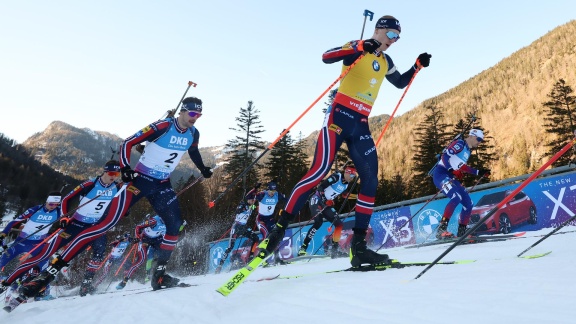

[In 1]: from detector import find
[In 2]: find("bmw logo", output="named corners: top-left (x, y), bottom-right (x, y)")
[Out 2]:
top-left (415, 209), bottom-right (441, 239)
top-left (211, 247), bottom-right (224, 267)
top-left (372, 60), bottom-right (380, 71)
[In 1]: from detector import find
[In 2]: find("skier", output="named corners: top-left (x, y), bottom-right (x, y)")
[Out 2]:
top-left (432, 128), bottom-right (490, 239)
top-left (91, 232), bottom-right (132, 289)
top-left (116, 215), bottom-right (181, 289)
top-left (254, 181), bottom-right (287, 265)
top-left (215, 194), bottom-right (260, 274)
top-left (13, 97), bottom-right (212, 309)
top-left (297, 165), bottom-right (358, 258)
top-left (258, 15), bottom-right (432, 268)
top-left (0, 192), bottom-right (62, 278)
top-left (0, 160), bottom-right (122, 301)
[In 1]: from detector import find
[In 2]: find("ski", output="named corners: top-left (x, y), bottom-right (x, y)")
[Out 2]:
top-left (346, 259), bottom-right (475, 272)
top-left (518, 251), bottom-right (552, 259)
top-left (265, 259), bottom-right (475, 281)
top-left (407, 232), bottom-right (526, 249)
top-left (288, 255), bottom-right (329, 262)
top-left (122, 283), bottom-right (196, 296)
top-left (216, 250), bottom-right (271, 296)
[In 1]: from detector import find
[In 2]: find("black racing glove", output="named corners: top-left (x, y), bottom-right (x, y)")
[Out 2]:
top-left (361, 39), bottom-right (382, 54)
top-left (200, 167), bottom-right (213, 179)
top-left (60, 217), bottom-right (71, 229)
top-left (121, 166), bottom-right (138, 182)
top-left (415, 52), bottom-right (432, 68)
top-left (477, 169), bottom-right (491, 178)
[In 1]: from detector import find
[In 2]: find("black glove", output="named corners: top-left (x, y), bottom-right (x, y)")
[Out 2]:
top-left (477, 169), bottom-right (491, 177)
top-left (254, 182), bottom-right (262, 190)
top-left (415, 52), bottom-right (432, 68)
top-left (60, 217), bottom-right (71, 229)
top-left (361, 39), bottom-right (382, 54)
top-left (200, 167), bottom-right (213, 179)
top-left (121, 166), bottom-right (138, 182)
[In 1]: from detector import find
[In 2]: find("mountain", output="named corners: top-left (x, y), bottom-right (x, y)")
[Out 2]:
top-left (0, 132), bottom-right (79, 216)
top-left (22, 121), bottom-right (125, 179)
top-left (21, 121), bottom-right (227, 183)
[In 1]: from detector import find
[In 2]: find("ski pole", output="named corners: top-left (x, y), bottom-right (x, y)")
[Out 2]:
top-left (176, 175), bottom-right (204, 197)
top-left (164, 81), bottom-right (197, 119)
top-left (360, 9), bottom-right (374, 39)
top-left (517, 214), bottom-right (576, 257)
top-left (208, 55), bottom-right (366, 208)
top-left (209, 227), bottom-right (232, 250)
top-left (115, 243), bottom-right (138, 276)
top-left (96, 251), bottom-right (113, 271)
top-left (414, 135), bottom-right (576, 280)
top-left (18, 229), bottom-right (63, 261)
top-left (374, 66), bottom-right (421, 146)
top-left (135, 81), bottom-right (197, 154)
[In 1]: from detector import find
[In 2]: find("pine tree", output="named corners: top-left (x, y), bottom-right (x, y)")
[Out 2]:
top-left (376, 172), bottom-right (407, 205)
top-left (264, 131), bottom-right (308, 194)
top-left (543, 79), bottom-right (576, 167)
top-left (223, 101), bottom-right (266, 199)
top-left (410, 104), bottom-right (451, 198)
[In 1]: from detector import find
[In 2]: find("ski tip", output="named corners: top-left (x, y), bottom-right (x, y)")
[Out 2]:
top-left (453, 259), bottom-right (476, 264)
top-left (216, 287), bottom-right (230, 297)
top-left (519, 251), bottom-right (552, 259)
top-left (513, 231), bottom-right (527, 237)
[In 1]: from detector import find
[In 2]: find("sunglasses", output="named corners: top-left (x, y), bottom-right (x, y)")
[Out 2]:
top-left (182, 108), bottom-right (202, 118)
top-left (106, 171), bottom-right (121, 177)
top-left (385, 30), bottom-right (400, 41)
top-left (47, 202), bottom-right (60, 207)
top-left (476, 137), bottom-right (483, 143)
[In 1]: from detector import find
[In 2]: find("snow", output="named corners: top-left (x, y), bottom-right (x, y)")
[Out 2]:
top-left (1, 227), bottom-right (574, 324)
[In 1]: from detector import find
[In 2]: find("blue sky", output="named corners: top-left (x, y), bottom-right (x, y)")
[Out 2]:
top-left (1, 1), bottom-right (575, 147)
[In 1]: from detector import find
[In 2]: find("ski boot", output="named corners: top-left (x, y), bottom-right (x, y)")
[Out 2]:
top-left (330, 241), bottom-right (347, 259)
top-left (435, 219), bottom-right (453, 239)
top-left (151, 264), bottom-right (180, 290)
top-left (257, 224), bottom-right (286, 257)
top-left (349, 228), bottom-right (390, 268)
top-left (21, 257), bottom-right (68, 298)
top-left (80, 278), bottom-right (95, 296)
top-left (297, 245), bottom-right (307, 256)
top-left (214, 265), bottom-right (223, 274)
top-left (116, 277), bottom-right (129, 290)
top-left (258, 209), bottom-right (292, 256)
top-left (457, 224), bottom-right (468, 237)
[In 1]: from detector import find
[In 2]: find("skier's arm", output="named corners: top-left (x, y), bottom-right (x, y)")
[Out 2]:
top-left (119, 120), bottom-right (167, 168)
top-left (318, 173), bottom-right (340, 191)
top-left (322, 40), bottom-right (364, 65)
top-left (135, 217), bottom-right (157, 239)
top-left (61, 180), bottom-right (95, 215)
top-left (384, 54), bottom-right (418, 89)
top-left (1, 206), bottom-right (41, 234)
top-left (187, 128), bottom-right (206, 169)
